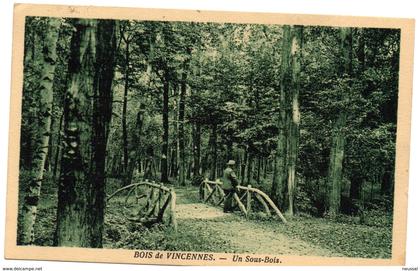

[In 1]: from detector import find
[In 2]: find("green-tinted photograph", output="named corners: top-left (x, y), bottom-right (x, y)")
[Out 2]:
top-left (17, 16), bottom-right (400, 259)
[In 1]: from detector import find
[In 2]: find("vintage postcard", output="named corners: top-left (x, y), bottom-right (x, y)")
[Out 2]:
top-left (5, 3), bottom-right (414, 266)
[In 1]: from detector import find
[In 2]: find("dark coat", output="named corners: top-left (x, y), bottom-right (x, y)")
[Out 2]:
top-left (221, 167), bottom-right (239, 190)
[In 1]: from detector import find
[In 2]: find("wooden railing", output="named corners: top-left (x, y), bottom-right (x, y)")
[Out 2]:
top-left (107, 181), bottom-right (177, 230)
top-left (199, 179), bottom-right (287, 223)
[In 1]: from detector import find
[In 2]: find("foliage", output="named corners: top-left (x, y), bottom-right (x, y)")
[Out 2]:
top-left (274, 215), bottom-right (392, 258)
top-left (103, 194), bottom-right (231, 252)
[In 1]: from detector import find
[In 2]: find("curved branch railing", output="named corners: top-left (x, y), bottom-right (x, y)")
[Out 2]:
top-left (107, 181), bottom-right (177, 230)
top-left (199, 179), bottom-right (287, 223)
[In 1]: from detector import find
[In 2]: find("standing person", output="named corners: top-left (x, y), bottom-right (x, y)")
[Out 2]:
top-left (221, 160), bottom-right (240, 213)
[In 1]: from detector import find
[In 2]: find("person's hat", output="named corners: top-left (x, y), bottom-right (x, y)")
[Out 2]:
top-left (227, 160), bottom-right (236, 166)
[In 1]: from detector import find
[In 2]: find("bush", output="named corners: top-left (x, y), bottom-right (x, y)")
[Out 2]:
top-left (295, 177), bottom-right (327, 216)
top-left (362, 209), bottom-right (393, 228)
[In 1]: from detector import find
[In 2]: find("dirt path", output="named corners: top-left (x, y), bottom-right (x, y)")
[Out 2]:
top-left (175, 188), bottom-right (341, 257)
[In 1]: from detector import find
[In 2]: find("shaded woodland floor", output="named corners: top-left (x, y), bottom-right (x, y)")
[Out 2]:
top-left (104, 186), bottom-right (392, 258)
top-left (27, 181), bottom-right (392, 258)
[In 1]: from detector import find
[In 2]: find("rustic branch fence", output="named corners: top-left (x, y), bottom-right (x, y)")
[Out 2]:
top-left (107, 181), bottom-right (177, 230)
top-left (199, 179), bottom-right (287, 223)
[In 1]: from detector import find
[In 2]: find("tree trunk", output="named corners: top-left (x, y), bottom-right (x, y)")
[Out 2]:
top-left (381, 168), bottom-right (394, 196)
top-left (256, 156), bottom-right (261, 183)
top-left (122, 38), bottom-right (130, 181)
top-left (179, 75), bottom-right (187, 185)
top-left (53, 111), bottom-right (64, 182)
top-left (169, 84), bottom-right (178, 179)
top-left (153, 157), bottom-right (158, 178)
top-left (54, 19), bottom-right (116, 248)
top-left (241, 150), bottom-right (247, 184)
top-left (160, 69), bottom-right (170, 183)
top-left (187, 160), bottom-right (192, 181)
top-left (246, 154), bottom-right (253, 185)
top-left (44, 114), bottom-right (54, 173)
top-left (169, 144), bottom-right (176, 177)
top-left (237, 152), bottom-right (241, 179)
top-left (192, 123), bottom-right (201, 177)
top-left (263, 158), bottom-right (267, 179)
top-left (285, 26), bottom-right (303, 215)
top-left (226, 141), bottom-right (233, 161)
top-left (328, 113), bottom-right (346, 216)
top-left (349, 29), bottom-right (366, 199)
top-left (19, 18), bottom-right (61, 245)
top-left (209, 123), bottom-right (217, 180)
top-left (327, 27), bottom-right (352, 217)
top-left (126, 107), bottom-right (144, 184)
top-left (272, 25), bottom-right (292, 209)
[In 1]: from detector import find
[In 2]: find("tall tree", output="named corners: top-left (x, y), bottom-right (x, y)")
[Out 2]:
top-left (126, 105), bottom-right (145, 182)
top-left (209, 123), bottom-right (218, 180)
top-left (19, 17), bottom-right (61, 245)
top-left (121, 27), bottom-right (132, 183)
top-left (178, 68), bottom-right (187, 185)
top-left (192, 122), bottom-right (201, 178)
top-left (285, 25), bottom-right (303, 215)
top-left (272, 25), bottom-right (292, 209)
top-left (349, 28), bottom-right (365, 202)
top-left (271, 25), bottom-right (304, 214)
top-left (327, 27), bottom-right (353, 217)
top-left (160, 68), bottom-right (170, 183)
top-left (178, 47), bottom-right (192, 185)
top-left (54, 19), bottom-right (117, 247)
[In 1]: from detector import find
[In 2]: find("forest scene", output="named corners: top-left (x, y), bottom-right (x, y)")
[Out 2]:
top-left (17, 16), bottom-right (400, 259)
